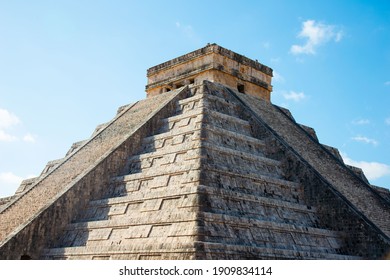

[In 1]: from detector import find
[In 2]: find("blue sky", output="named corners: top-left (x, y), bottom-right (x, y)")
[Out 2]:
top-left (0, 0), bottom-right (389, 197)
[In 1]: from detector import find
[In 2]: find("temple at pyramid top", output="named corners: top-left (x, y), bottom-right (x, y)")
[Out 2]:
top-left (146, 43), bottom-right (273, 100)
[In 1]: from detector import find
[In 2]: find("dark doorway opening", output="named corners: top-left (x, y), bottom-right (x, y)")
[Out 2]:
top-left (237, 84), bottom-right (245, 94)
top-left (21, 255), bottom-right (32, 260)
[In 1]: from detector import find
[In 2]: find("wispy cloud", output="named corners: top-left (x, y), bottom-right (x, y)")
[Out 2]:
top-left (175, 21), bottom-right (199, 42)
top-left (270, 57), bottom-right (281, 64)
top-left (0, 172), bottom-right (23, 197)
top-left (23, 133), bottom-right (36, 143)
top-left (291, 20), bottom-right (343, 55)
top-left (0, 108), bottom-right (36, 143)
top-left (0, 130), bottom-right (18, 142)
top-left (0, 108), bottom-right (20, 142)
top-left (0, 108), bottom-right (20, 129)
top-left (385, 81), bottom-right (390, 86)
top-left (262, 41), bottom-right (271, 49)
top-left (386, 117), bottom-right (390, 125)
top-left (0, 172), bottom-right (37, 197)
top-left (273, 71), bottom-right (285, 83)
top-left (352, 119), bottom-right (370, 125)
top-left (341, 153), bottom-right (390, 181)
top-left (352, 136), bottom-right (378, 146)
top-left (283, 91), bottom-right (306, 102)
top-left (176, 21), bottom-right (194, 34)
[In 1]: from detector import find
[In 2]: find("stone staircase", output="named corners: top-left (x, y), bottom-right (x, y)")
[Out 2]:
top-left (231, 86), bottom-right (390, 258)
top-left (0, 88), bottom-right (188, 259)
top-left (193, 82), bottom-right (356, 259)
top-left (43, 87), bottom-right (204, 260)
top-left (42, 81), bottom-right (359, 260)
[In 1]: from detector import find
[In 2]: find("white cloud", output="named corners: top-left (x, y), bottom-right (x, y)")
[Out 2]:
top-left (0, 108), bottom-right (20, 142)
top-left (175, 21), bottom-right (197, 41)
top-left (0, 172), bottom-right (37, 197)
top-left (0, 172), bottom-right (23, 197)
top-left (273, 71), bottom-right (285, 83)
top-left (0, 130), bottom-right (18, 142)
top-left (23, 133), bottom-right (36, 143)
top-left (283, 91), bottom-right (306, 102)
top-left (262, 41), bottom-right (271, 49)
top-left (352, 119), bottom-right (370, 125)
top-left (270, 57), bottom-right (281, 64)
top-left (290, 20), bottom-right (343, 55)
top-left (0, 108), bottom-right (36, 143)
top-left (341, 153), bottom-right (390, 181)
top-left (0, 108), bottom-right (20, 129)
top-left (352, 136), bottom-right (379, 146)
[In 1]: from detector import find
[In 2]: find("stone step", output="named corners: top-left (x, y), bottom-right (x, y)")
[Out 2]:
top-left (204, 109), bottom-right (253, 137)
top-left (76, 187), bottom-right (199, 222)
top-left (203, 124), bottom-right (267, 157)
top-left (43, 240), bottom-right (359, 260)
top-left (198, 185), bottom-right (318, 225)
top-left (202, 161), bottom-right (282, 183)
top-left (102, 169), bottom-right (201, 200)
top-left (43, 213), bottom-right (352, 260)
top-left (195, 82), bottom-right (236, 103)
top-left (44, 214), bottom-right (353, 260)
top-left (54, 215), bottom-right (199, 248)
top-left (176, 93), bottom-right (204, 114)
top-left (110, 166), bottom-right (201, 196)
top-left (156, 107), bottom-right (203, 135)
top-left (158, 100), bottom-right (251, 139)
top-left (114, 155), bottom-right (201, 183)
top-left (142, 94), bottom-right (253, 156)
top-left (199, 242), bottom-right (359, 260)
top-left (77, 180), bottom-right (309, 227)
top-left (127, 139), bottom-right (280, 180)
top-left (127, 142), bottom-right (202, 175)
top-left (199, 212), bottom-right (344, 252)
top-left (141, 124), bottom-right (202, 154)
top-left (202, 167), bottom-right (304, 204)
top-left (179, 92), bottom-right (244, 119)
top-left (43, 242), bottom-right (198, 260)
top-left (89, 185), bottom-right (198, 207)
top-left (201, 142), bottom-right (284, 179)
top-left (203, 94), bottom-right (245, 119)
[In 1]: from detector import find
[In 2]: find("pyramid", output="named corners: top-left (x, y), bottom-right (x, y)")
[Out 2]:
top-left (0, 44), bottom-right (389, 260)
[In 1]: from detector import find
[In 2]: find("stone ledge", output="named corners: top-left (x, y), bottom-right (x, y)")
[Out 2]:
top-left (198, 185), bottom-right (316, 213)
top-left (204, 166), bottom-right (300, 189)
top-left (199, 242), bottom-right (359, 260)
top-left (147, 44), bottom-right (273, 77)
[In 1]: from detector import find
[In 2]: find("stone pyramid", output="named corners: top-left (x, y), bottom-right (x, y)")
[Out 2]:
top-left (0, 44), bottom-right (389, 260)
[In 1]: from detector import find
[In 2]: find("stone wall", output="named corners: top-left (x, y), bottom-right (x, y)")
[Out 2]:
top-left (230, 88), bottom-right (390, 259)
top-left (146, 44), bottom-right (272, 99)
top-left (0, 87), bottom-right (189, 260)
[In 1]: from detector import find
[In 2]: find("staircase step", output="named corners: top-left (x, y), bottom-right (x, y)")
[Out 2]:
top-left (202, 167), bottom-right (303, 203)
top-left (85, 186), bottom-right (198, 209)
top-left (199, 185), bottom-right (316, 213)
top-left (43, 242), bottom-right (198, 260)
top-left (200, 242), bottom-right (360, 260)
top-left (204, 109), bottom-right (253, 137)
top-left (201, 142), bottom-right (283, 179)
top-left (203, 124), bottom-right (267, 156)
top-left (200, 212), bottom-right (343, 250)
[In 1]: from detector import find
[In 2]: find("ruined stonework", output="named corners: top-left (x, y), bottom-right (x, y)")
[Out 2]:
top-left (0, 44), bottom-right (389, 260)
